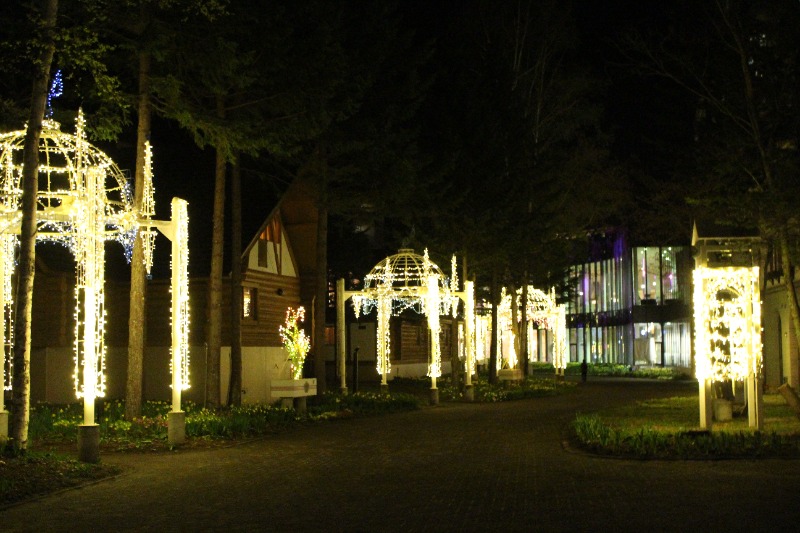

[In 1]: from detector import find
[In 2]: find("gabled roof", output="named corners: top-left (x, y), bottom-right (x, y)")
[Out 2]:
top-left (242, 177), bottom-right (319, 276)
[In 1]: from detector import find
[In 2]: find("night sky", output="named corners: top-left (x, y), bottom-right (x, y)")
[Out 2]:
top-left (25, 1), bottom-right (700, 280)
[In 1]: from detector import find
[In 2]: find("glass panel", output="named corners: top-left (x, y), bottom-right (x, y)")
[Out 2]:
top-left (661, 247), bottom-right (679, 301)
top-left (634, 247), bottom-right (661, 303)
top-left (633, 322), bottom-right (662, 366)
top-left (663, 321), bottom-right (691, 367)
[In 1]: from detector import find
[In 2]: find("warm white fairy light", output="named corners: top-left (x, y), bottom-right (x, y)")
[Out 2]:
top-left (490, 286), bottom-right (566, 371)
top-left (140, 229), bottom-right (157, 275)
top-left (464, 280), bottom-right (476, 376)
top-left (0, 110), bottom-right (191, 427)
top-left (426, 274), bottom-right (442, 378)
top-left (376, 290), bottom-right (392, 380)
top-left (693, 266), bottom-right (761, 382)
top-left (552, 305), bottom-right (568, 371)
top-left (0, 235), bottom-right (14, 393)
top-left (348, 248), bottom-right (460, 384)
top-left (279, 306), bottom-right (309, 380)
top-left (141, 141), bottom-right (155, 218)
top-left (170, 198), bottom-right (191, 398)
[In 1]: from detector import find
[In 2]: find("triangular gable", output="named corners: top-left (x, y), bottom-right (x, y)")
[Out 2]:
top-left (242, 178), bottom-right (318, 277)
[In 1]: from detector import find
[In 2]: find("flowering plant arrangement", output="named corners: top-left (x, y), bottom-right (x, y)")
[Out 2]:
top-left (279, 306), bottom-right (311, 379)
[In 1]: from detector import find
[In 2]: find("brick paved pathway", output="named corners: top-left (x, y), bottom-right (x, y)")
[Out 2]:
top-left (2, 379), bottom-right (799, 532)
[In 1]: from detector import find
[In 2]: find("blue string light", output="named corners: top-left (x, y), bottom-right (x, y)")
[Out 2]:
top-left (46, 69), bottom-right (63, 118)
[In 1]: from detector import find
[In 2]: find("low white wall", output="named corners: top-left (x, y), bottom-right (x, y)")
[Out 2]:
top-left (221, 346), bottom-right (291, 404)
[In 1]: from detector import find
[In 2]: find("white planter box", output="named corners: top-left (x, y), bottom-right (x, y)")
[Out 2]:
top-left (271, 378), bottom-right (317, 398)
top-left (497, 368), bottom-right (523, 381)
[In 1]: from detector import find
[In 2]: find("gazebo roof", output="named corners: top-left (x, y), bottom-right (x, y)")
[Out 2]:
top-left (363, 248), bottom-right (447, 293)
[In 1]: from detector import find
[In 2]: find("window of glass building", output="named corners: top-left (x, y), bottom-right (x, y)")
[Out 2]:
top-left (663, 321), bottom-right (691, 368)
top-left (633, 322), bottom-right (661, 366)
top-left (661, 247), bottom-right (681, 301)
top-left (635, 247), bottom-right (661, 303)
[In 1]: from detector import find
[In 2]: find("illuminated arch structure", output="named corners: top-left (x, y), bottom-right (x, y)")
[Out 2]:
top-left (0, 112), bottom-right (190, 452)
top-left (692, 223), bottom-right (763, 429)
top-left (336, 249), bottom-right (475, 404)
top-left (523, 287), bottom-right (568, 375)
top-left (490, 286), bottom-right (567, 376)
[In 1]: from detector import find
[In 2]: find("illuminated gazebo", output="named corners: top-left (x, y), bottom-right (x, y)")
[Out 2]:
top-left (0, 112), bottom-right (190, 459)
top-left (522, 287), bottom-right (568, 376)
top-left (494, 286), bottom-right (567, 377)
top-left (692, 222), bottom-right (763, 430)
top-left (336, 249), bottom-right (475, 404)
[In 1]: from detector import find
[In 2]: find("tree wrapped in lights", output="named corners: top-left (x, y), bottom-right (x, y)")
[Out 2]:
top-left (279, 306), bottom-right (311, 380)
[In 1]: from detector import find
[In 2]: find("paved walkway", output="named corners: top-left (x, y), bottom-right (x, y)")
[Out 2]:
top-left (2, 380), bottom-right (799, 532)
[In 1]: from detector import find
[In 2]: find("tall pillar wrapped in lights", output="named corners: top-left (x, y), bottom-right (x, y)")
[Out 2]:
top-left (0, 232), bottom-right (12, 439)
top-left (692, 222), bottom-right (764, 430)
top-left (151, 198), bottom-right (190, 445)
top-left (0, 111), bottom-right (191, 460)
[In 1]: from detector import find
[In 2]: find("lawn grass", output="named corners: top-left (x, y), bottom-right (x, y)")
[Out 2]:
top-left (572, 393), bottom-right (800, 459)
top-left (0, 451), bottom-right (121, 507)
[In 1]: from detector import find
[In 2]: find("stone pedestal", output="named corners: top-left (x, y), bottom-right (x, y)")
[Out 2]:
top-left (380, 383), bottom-right (389, 395)
top-left (463, 385), bottom-right (474, 402)
top-left (168, 411), bottom-right (186, 445)
top-left (0, 410), bottom-right (8, 439)
top-left (713, 399), bottom-right (732, 422)
top-left (78, 424), bottom-right (100, 463)
top-left (294, 396), bottom-right (307, 415)
top-left (429, 388), bottom-right (439, 406)
top-left (339, 385), bottom-right (349, 396)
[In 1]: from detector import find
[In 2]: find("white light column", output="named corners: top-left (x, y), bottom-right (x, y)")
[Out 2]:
top-left (426, 274), bottom-right (441, 405)
top-left (464, 281), bottom-right (475, 387)
top-left (75, 166), bottom-right (107, 463)
top-left (152, 198), bottom-right (190, 444)
top-left (0, 235), bottom-right (11, 438)
top-left (376, 288), bottom-right (391, 390)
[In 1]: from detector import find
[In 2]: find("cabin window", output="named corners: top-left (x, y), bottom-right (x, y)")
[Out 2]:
top-left (325, 326), bottom-right (336, 345)
top-left (243, 287), bottom-right (257, 319)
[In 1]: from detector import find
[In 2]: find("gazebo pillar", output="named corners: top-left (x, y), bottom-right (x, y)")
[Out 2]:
top-left (463, 280), bottom-right (475, 401)
top-left (426, 274), bottom-right (441, 405)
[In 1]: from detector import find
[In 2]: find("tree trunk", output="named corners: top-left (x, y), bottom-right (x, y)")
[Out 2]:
top-left (489, 269), bottom-right (498, 384)
top-left (11, 0), bottom-right (58, 453)
top-left (510, 281), bottom-right (519, 368)
top-left (450, 317), bottom-right (461, 389)
top-left (206, 96), bottom-right (226, 409)
top-left (227, 155), bottom-right (242, 406)
top-left (125, 49), bottom-right (151, 421)
top-left (520, 279), bottom-right (528, 377)
top-left (313, 203), bottom-right (328, 394)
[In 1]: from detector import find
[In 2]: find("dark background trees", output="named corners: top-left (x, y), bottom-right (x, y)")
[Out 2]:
top-left (6, 1), bottom-right (795, 401)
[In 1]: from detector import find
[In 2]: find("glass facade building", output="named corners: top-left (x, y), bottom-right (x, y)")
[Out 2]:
top-left (564, 231), bottom-right (693, 368)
